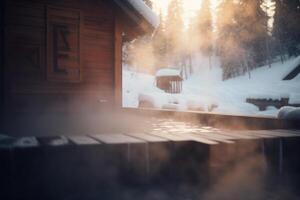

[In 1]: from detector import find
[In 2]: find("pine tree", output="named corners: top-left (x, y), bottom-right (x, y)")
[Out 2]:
top-left (216, 0), bottom-right (269, 79)
top-left (195, 0), bottom-right (213, 69)
top-left (165, 0), bottom-right (184, 61)
top-left (152, 10), bottom-right (168, 69)
top-left (216, 0), bottom-right (242, 79)
top-left (273, 0), bottom-right (300, 58)
top-left (261, 0), bottom-right (276, 67)
top-left (216, 0), bottom-right (237, 57)
top-left (273, 0), bottom-right (287, 63)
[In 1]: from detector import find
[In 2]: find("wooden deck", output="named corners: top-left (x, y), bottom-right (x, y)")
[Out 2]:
top-left (1, 129), bottom-right (299, 148)
top-left (1, 129), bottom-right (300, 200)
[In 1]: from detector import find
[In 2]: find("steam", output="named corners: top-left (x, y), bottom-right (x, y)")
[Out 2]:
top-left (3, 109), bottom-right (299, 199)
top-left (123, 36), bottom-right (157, 74)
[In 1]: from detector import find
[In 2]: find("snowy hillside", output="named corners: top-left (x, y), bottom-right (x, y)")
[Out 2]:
top-left (123, 55), bottom-right (300, 118)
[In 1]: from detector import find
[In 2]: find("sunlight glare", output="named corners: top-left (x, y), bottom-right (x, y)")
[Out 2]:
top-left (152, 0), bottom-right (219, 29)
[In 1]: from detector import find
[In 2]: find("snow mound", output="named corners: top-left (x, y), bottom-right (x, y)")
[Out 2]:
top-left (186, 99), bottom-right (206, 111)
top-left (162, 103), bottom-right (180, 110)
top-left (156, 68), bottom-right (181, 77)
top-left (126, 0), bottom-right (160, 28)
top-left (0, 134), bottom-right (10, 140)
top-left (14, 137), bottom-right (39, 148)
top-left (278, 106), bottom-right (300, 120)
top-left (138, 93), bottom-right (167, 108)
top-left (289, 93), bottom-right (300, 104)
top-left (123, 55), bottom-right (300, 118)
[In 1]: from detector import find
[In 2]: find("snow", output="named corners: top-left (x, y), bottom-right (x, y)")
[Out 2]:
top-left (256, 106), bottom-right (279, 117)
top-left (247, 93), bottom-right (289, 101)
top-left (278, 106), bottom-right (300, 120)
top-left (48, 136), bottom-right (69, 146)
top-left (0, 138), bottom-right (16, 149)
top-left (289, 93), bottom-right (300, 104)
top-left (156, 68), bottom-right (181, 77)
top-left (126, 0), bottom-right (160, 28)
top-left (13, 137), bottom-right (39, 148)
top-left (0, 135), bottom-right (15, 149)
top-left (281, 56), bottom-right (300, 79)
top-left (122, 69), bottom-right (165, 108)
top-left (0, 134), bottom-right (10, 140)
top-left (123, 55), bottom-right (300, 118)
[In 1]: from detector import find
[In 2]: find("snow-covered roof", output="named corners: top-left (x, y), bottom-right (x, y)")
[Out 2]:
top-left (156, 68), bottom-right (182, 77)
top-left (125, 0), bottom-right (159, 28)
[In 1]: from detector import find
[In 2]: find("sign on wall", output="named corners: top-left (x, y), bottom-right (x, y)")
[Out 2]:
top-left (47, 6), bottom-right (81, 82)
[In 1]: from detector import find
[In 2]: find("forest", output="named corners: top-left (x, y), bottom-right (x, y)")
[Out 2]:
top-left (123, 0), bottom-right (300, 117)
top-left (124, 0), bottom-right (300, 80)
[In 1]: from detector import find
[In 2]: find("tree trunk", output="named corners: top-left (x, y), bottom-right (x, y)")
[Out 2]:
top-left (278, 37), bottom-right (285, 64)
top-left (209, 55), bottom-right (212, 70)
top-left (244, 51), bottom-right (251, 79)
top-left (188, 53), bottom-right (193, 75)
top-left (266, 36), bottom-right (272, 68)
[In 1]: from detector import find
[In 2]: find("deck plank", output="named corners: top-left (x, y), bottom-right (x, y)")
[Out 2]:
top-left (273, 130), bottom-right (300, 137)
top-left (217, 131), bottom-right (260, 140)
top-left (68, 136), bottom-right (100, 145)
top-left (204, 131), bottom-right (237, 140)
top-left (256, 130), bottom-right (300, 138)
top-left (0, 134), bottom-right (10, 140)
top-left (172, 133), bottom-right (218, 145)
top-left (37, 136), bottom-right (70, 146)
top-left (243, 130), bottom-right (278, 138)
top-left (91, 134), bottom-right (145, 144)
top-left (235, 131), bottom-right (268, 139)
top-left (239, 131), bottom-right (278, 138)
top-left (13, 137), bottom-right (39, 148)
top-left (192, 132), bottom-right (234, 144)
top-left (0, 135), bottom-right (15, 149)
top-left (149, 132), bottom-right (191, 142)
top-left (125, 133), bottom-right (169, 143)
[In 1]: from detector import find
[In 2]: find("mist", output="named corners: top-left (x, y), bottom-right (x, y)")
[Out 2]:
top-left (123, 0), bottom-right (300, 118)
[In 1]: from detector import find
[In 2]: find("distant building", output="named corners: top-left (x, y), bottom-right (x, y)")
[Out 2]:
top-left (155, 68), bottom-right (183, 94)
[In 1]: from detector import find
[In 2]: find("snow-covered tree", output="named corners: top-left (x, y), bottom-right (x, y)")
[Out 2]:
top-left (165, 0), bottom-right (184, 59)
top-left (190, 0), bottom-right (213, 69)
top-left (216, 0), bottom-right (269, 79)
top-left (197, 0), bottom-right (213, 56)
top-left (152, 10), bottom-right (168, 69)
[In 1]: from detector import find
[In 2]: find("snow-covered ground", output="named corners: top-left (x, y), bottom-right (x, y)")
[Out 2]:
top-left (123, 55), bottom-right (300, 118)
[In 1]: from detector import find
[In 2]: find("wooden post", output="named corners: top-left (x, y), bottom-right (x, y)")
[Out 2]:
top-left (114, 16), bottom-right (123, 108)
top-left (180, 81), bottom-right (182, 93)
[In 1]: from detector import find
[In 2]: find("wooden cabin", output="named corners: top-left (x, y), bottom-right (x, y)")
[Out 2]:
top-left (156, 68), bottom-right (183, 94)
top-left (0, 0), bottom-right (158, 114)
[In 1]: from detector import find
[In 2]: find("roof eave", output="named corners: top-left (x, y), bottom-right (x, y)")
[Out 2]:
top-left (113, 0), bottom-right (156, 35)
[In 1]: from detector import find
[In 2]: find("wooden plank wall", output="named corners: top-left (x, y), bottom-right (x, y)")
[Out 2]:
top-left (0, 0), bottom-right (4, 112)
top-left (4, 0), bottom-right (118, 113)
top-left (114, 16), bottom-right (122, 108)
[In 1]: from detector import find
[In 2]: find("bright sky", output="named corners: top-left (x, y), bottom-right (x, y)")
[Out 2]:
top-left (261, 0), bottom-right (276, 33)
top-left (151, 0), bottom-right (275, 32)
top-left (151, 0), bottom-right (219, 29)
